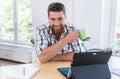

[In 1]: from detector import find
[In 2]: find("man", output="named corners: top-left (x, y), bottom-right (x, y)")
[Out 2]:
top-left (35, 2), bottom-right (86, 63)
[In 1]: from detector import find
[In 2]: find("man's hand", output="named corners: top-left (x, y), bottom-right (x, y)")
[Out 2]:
top-left (64, 30), bottom-right (79, 43)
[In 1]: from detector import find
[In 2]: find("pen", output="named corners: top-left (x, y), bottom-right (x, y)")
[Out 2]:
top-left (23, 67), bottom-right (25, 76)
top-left (67, 67), bottom-right (72, 78)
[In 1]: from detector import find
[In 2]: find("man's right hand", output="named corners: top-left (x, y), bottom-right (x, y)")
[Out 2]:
top-left (64, 30), bottom-right (79, 43)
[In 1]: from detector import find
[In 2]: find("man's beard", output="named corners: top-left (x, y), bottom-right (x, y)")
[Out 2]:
top-left (51, 24), bottom-right (64, 37)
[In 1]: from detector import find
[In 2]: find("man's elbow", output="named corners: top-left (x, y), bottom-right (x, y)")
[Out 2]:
top-left (39, 58), bottom-right (48, 63)
top-left (38, 54), bottom-right (48, 63)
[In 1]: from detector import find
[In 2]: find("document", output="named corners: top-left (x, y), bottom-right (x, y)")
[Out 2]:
top-left (6, 65), bottom-right (40, 79)
top-left (111, 68), bottom-right (120, 76)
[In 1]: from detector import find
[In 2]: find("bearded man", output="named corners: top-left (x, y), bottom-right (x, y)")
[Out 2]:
top-left (35, 2), bottom-right (86, 63)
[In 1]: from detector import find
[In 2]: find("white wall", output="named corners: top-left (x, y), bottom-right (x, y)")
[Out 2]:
top-left (30, 0), bottom-right (115, 49)
top-left (73, 0), bottom-right (102, 49)
top-left (100, 0), bottom-right (117, 48)
top-left (30, 0), bottom-right (74, 27)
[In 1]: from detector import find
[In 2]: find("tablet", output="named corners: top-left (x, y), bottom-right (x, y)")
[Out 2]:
top-left (69, 49), bottom-right (112, 79)
top-left (71, 50), bottom-right (112, 67)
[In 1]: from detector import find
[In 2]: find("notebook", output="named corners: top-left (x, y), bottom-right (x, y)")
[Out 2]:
top-left (57, 67), bottom-right (69, 78)
top-left (6, 65), bottom-right (40, 79)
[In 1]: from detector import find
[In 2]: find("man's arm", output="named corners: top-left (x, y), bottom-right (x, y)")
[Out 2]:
top-left (38, 30), bottom-right (79, 63)
top-left (50, 52), bottom-right (74, 61)
top-left (38, 38), bottom-right (68, 63)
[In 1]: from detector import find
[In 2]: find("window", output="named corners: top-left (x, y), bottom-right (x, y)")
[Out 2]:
top-left (0, 0), bottom-right (14, 40)
top-left (114, 0), bottom-right (120, 55)
top-left (0, 0), bottom-right (33, 45)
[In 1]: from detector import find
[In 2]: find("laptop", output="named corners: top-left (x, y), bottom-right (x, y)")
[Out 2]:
top-left (71, 49), bottom-right (112, 67)
top-left (58, 49), bottom-right (112, 79)
top-left (71, 50), bottom-right (112, 79)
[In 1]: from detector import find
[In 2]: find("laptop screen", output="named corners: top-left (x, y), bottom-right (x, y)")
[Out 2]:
top-left (71, 50), bottom-right (112, 67)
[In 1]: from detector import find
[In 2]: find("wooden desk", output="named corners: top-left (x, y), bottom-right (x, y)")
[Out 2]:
top-left (32, 61), bottom-right (70, 79)
top-left (0, 56), bottom-right (120, 79)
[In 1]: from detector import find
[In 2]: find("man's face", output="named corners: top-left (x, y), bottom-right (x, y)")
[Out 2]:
top-left (48, 11), bottom-right (66, 34)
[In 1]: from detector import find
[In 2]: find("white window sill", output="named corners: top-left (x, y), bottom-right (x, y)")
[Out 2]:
top-left (0, 42), bottom-right (35, 63)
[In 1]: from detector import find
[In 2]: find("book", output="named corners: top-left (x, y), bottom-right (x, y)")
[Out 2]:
top-left (57, 67), bottom-right (69, 78)
top-left (6, 65), bottom-right (40, 79)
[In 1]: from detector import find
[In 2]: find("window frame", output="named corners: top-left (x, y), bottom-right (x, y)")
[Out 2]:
top-left (109, 0), bottom-right (118, 47)
top-left (0, 0), bottom-right (33, 46)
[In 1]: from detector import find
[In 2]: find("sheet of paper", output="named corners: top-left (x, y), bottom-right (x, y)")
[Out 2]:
top-left (111, 68), bottom-right (120, 76)
top-left (6, 65), bottom-right (40, 79)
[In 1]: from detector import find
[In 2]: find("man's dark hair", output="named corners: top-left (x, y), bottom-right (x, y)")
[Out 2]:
top-left (48, 2), bottom-right (66, 16)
